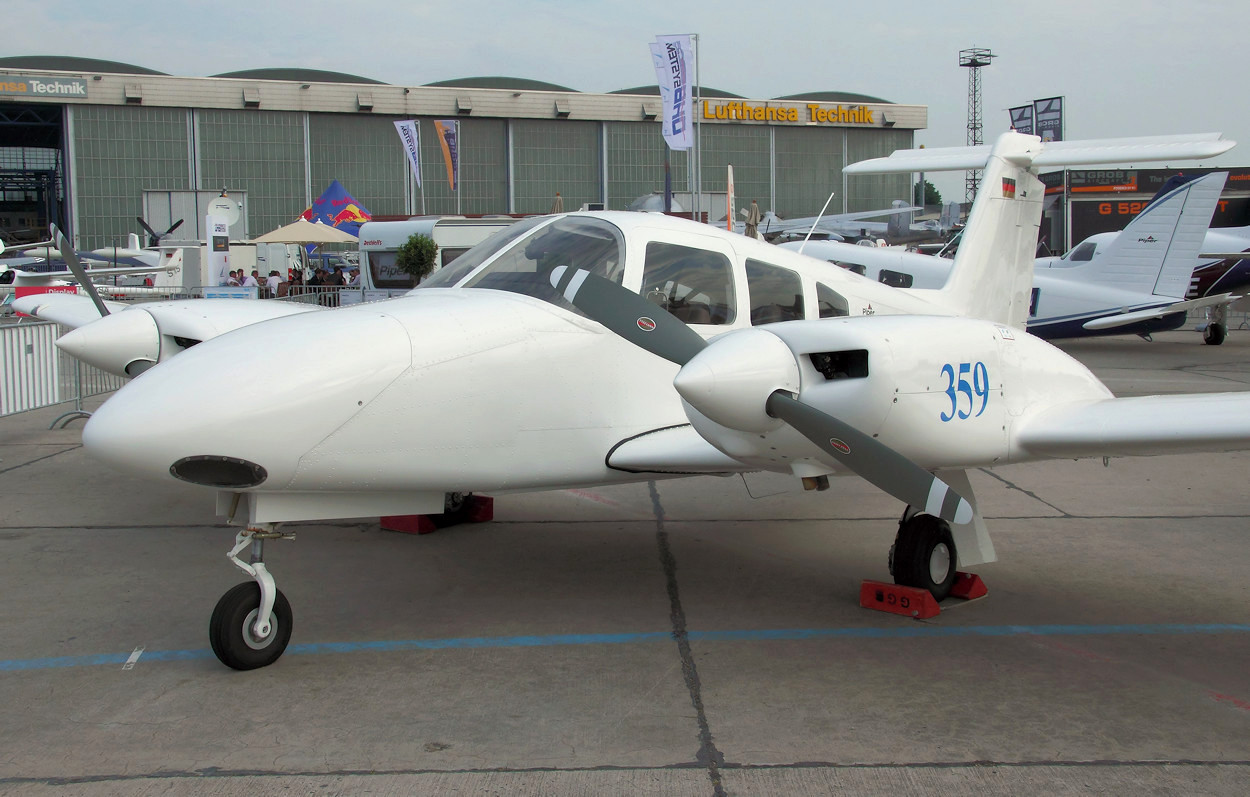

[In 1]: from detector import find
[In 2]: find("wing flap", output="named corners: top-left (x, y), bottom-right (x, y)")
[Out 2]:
top-left (1015, 393), bottom-right (1250, 459)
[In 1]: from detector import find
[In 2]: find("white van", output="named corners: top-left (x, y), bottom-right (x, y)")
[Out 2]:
top-left (358, 217), bottom-right (519, 296)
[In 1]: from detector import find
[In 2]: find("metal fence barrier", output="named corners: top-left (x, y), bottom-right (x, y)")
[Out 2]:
top-left (1, 320), bottom-right (127, 422)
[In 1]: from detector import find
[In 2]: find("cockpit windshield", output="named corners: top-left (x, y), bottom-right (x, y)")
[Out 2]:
top-left (417, 215), bottom-right (552, 289)
top-left (460, 216), bottom-right (625, 312)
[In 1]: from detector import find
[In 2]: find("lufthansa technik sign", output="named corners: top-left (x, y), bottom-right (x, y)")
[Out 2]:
top-left (0, 76), bottom-right (89, 98)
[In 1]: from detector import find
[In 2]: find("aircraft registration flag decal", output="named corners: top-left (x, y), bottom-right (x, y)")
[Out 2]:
top-left (1002, 177), bottom-right (1017, 199)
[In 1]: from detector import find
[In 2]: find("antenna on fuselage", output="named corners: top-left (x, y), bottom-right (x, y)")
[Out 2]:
top-left (797, 192), bottom-right (836, 256)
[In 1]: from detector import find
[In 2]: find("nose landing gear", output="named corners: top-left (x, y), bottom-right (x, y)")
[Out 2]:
top-left (210, 526), bottom-right (295, 670)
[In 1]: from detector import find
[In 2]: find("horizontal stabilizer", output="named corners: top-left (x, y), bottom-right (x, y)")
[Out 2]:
top-left (845, 133), bottom-right (1235, 174)
top-left (1081, 293), bottom-right (1238, 330)
top-left (1016, 392), bottom-right (1250, 459)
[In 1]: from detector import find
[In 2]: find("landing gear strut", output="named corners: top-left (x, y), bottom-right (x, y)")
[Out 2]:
top-left (210, 526), bottom-right (294, 670)
top-left (889, 511), bottom-right (958, 601)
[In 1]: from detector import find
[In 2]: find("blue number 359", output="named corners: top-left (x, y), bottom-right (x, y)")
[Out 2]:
top-left (940, 362), bottom-right (989, 422)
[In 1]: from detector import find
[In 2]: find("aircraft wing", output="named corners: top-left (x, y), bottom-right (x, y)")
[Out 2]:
top-left (11, 293), bottom-right (129, 327)
top-left (1081, 292), bottom-right (1239, 331)
top-left (1015, 392), bottom-right (1250, 459)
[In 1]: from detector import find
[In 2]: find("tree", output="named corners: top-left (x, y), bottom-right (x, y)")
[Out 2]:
top-left (914, 180), bottom-right (942, 207)
top-left (394, 232), bottom-right (439, 284)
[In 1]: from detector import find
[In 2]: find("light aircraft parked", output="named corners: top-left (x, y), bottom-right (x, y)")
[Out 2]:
top-left (0, 235), bottom-right (184, 297)
top-left (786, 171), bottom-right (1237, 343)
top-left (733, 201), bottom-right (927, 242)
top-left (20, 131), bottom-right (1250, 672)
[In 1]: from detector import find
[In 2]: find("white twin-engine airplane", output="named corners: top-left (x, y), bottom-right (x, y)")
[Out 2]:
top-left (34, 131), bottom-right (1250, 672)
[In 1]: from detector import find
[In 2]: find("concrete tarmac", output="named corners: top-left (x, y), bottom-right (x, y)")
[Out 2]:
top-left (2, 330), bottom-right (1249, 795)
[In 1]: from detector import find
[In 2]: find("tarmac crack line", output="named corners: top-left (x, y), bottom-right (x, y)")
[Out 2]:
top-left (648, 480), bottom-right (726, 797)
top-left (4, 759), bottom-right (1250, 787)
top-left (0, 444), bottom-right (81, 476)
top-left (977, 468), bottom-right (1072, 516)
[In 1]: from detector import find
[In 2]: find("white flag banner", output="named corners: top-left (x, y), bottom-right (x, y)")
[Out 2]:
top-left (650, 34), bottom-right (694, 151)
top-left (394, 120), bottom-right (422, 188)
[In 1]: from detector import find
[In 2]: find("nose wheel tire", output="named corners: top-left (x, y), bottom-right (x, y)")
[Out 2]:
top-left (889, 513), bottom-right (958, 601)
top-left (210, 582), bottom-right (293, 670)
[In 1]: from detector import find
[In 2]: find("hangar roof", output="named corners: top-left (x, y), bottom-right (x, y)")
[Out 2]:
top-left (0, 55), bottom-right (167, 76)
top-left (211, 68), bottom-right (385, 84)
top-left (424, 77), bottom-right (578, 93)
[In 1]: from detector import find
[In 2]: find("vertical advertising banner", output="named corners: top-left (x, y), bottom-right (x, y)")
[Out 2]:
top-left (434, 120), bottom-right (459, 191)
top-left (1034, 96), bottom-right (1064, 142)
top-left (1009, 105), bottom-right (1034, 135)
top-left (650, 34), bottom-right (694, 150)
top-left (394, 120), bottom-right (422, 188)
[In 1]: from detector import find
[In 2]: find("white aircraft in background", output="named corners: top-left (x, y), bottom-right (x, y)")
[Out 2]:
top-left (20, 131), bottom-right (1250, 673)
top-left (732, 201), bottom-right (928, 242)
top-left (787, 171), bottom-right (1238, 343)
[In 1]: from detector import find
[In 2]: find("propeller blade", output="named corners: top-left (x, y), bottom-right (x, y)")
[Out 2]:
top-left (51, 224), bottom-right (110, 318)
top-left (164, 219), bottom-right (184, 236)
top-left (765, 391), bottom-right (972, 525)
top-left (136, 217), bottom-right (161, 242)
top-left (548, 266), bottom-right (707, 367)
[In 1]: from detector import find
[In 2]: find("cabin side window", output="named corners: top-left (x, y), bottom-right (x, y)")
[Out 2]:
top-left (878, 268), bottom-right (913, 288)
top-left (641, 242), bottom-right (736, 325)
top-left (745, 259), bottom-right (805, 325)
top-left (1065, 241), bottom-right (1098, 262)
top-left (816, 282), bottom-right (849, 318)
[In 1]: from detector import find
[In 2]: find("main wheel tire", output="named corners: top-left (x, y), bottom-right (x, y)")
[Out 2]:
top-left (209, 582), bottom-right (293, 670)
top-left (890, 514), bottom-right (958, 601)
top-left (1204, 323), bottom-right (1226, 346)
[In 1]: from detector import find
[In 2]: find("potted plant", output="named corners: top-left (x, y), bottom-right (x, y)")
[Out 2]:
top-left (394, 232), bottom-right (439, 285)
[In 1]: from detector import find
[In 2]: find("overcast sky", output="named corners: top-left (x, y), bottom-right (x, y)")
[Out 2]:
top-left (10, 0), bottom-right (1247, 202)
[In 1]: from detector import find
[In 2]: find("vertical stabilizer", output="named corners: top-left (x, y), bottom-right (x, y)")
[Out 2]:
top-left (935, 134), bottom-right (1044, 327)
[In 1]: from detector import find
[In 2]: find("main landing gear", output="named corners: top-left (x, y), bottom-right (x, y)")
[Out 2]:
top-left (889, 509), bottom-right (958, 601)
top-left (210, 526), bottom-right (295, 670)
top-left (1203, 305), bottom-right (1228, 346)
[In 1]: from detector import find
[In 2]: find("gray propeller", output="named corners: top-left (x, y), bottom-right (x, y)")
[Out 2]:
top-left (51, 224), bottom-right (110, 318)
top-left (551, 266), bottom-right (972, 525)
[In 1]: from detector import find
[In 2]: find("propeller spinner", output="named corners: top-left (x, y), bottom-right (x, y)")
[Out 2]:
top-left (549, 265), bottom-right (973, 525)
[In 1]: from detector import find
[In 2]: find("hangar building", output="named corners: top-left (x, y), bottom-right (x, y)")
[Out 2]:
top-left (0, 56), bottom-right (924, 249)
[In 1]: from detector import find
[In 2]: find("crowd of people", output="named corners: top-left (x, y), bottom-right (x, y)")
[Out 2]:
top-left (221, 265), bottom-right (360, 300)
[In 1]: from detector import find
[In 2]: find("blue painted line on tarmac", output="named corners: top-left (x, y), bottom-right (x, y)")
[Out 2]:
top-left (3, 623), bottom-right (1249, 673)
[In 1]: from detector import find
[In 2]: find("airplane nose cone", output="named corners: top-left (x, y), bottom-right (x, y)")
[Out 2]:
top-left (82, 307), bottom-right (413, 488)
top-left (56, 309), bottom-right (160, 378)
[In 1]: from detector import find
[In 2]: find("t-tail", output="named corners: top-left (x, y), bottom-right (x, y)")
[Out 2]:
top-left (844, 132), bottom-right (1235, 328)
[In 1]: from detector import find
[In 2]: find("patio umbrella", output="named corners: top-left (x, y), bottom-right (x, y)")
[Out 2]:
top-left (253, 218), bottom-right (359, 244)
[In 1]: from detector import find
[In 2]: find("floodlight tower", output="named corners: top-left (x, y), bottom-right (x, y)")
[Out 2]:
top-left (959, 47), bottom-right (995, 203)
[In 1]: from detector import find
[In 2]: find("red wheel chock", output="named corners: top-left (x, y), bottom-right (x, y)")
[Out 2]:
top-left (381, 495), bottom-right (494, 535)
top-left (859, 572), bottom-right (987, 619)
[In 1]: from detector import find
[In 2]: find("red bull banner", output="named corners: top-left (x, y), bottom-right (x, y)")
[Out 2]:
top-left (434, 120), bottom-right (459, 191)
top-left (300, 179), bottom-right (372, 236)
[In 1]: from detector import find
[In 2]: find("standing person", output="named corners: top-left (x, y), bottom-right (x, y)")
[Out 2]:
top-left (265, 270), bottom-right (281, 297)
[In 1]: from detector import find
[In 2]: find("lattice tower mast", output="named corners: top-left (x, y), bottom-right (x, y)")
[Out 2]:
top-left (959, 48), bottom-right (995, 203)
